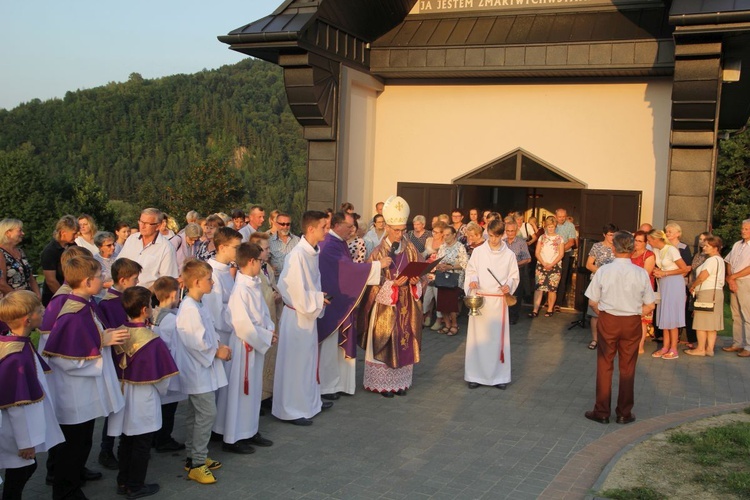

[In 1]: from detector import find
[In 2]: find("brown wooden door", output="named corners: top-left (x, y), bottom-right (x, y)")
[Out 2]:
top-left (579, 189), bottom-right (642, 240)
top-left (397, 183), bottom-right (457, 228)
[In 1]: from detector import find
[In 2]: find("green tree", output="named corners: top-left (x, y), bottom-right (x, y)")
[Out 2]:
top-left (56, 171), bottom-right (117, 233)
top-left (166, 159), bottom-right (245, 217)
top-left (0, 144), bottom-right (60, 269)
top-left (714, 130), bottom-right (750, 246)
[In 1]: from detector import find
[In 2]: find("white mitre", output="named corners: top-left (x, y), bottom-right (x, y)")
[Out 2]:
top-left (382, 195), bottom-right (410, 226)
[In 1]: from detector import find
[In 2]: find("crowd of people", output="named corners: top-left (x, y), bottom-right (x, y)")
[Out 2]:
top-left (1, 200), bottom-right (749, 499)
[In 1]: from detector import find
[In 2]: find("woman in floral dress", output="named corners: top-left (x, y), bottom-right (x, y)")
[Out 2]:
top-left (584, 223), bottom-right (618, 349)
top-left (529, 217), bottom-right (564, 318)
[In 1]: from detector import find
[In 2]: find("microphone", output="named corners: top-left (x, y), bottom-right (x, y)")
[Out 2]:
top-left (390, 241), bottom-right (399, 261)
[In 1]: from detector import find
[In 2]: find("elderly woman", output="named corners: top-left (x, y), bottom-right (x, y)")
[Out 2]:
top-left (648, 229), bottom-right (688, 360)
top-left (685, 231), bottom-right (711, 347)
top-left (584, 223), bottom-right (619, 350)
top-left (40, 215), bottom-right (79, 305)
top-left (464, 222), bottom-right (485, 256)
top-left (529, 217), bottom-right (564, 317)
top-left (631, 230), bottom-right (656, 354)
top-left (174, 223), bottom-right (203, 269)
top-left (686, 236), bottom-right (725, 356)
top-left (407, 215), bottom-right (432, 254)
top-left (93, 231), bottom-right (117, 294)
top-left (74, 214), bottom-right (99, 254)
top-left (436, 226), bottom-right (469, 336)
top-left (0, 219), bottom-right (40, 298)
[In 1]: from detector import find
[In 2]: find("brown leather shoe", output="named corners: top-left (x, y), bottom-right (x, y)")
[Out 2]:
top-left (722, 346), bottom-right (743, 352)
top-left (737, 350), bottom-right (750, 357)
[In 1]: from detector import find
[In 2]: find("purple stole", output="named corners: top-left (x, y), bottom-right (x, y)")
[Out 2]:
top-left (43, 294), bottom-right (103, 360)
top-left (113, 322), bottom-right (178, 385)
top-left (317, 233), bottom-right (373, 357)
top-left (0, 335), bottom-right (50, 409)
top-left (98, 288), bottom-right (128, 329)
top-left (39, 283), bottom-right (73, 333)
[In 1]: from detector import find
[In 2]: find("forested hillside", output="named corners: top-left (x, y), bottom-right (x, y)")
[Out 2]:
top-left (0, 59), bottom-right (307, 267)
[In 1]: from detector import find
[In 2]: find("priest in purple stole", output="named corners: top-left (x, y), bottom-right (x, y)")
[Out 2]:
top-left (317, 212), bottom-right (390, 399)
top-left (357, 196), bottom-right (425, 397)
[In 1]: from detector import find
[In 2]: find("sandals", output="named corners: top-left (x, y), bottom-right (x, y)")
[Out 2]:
top-left (662, 350), bottom-right (679, 360)
top-left (588, 340), bottom-right (598, 350)
top-left (544, 310), bottom-right (554, 317)
top-left (528, 311), bottom-right (539, 318)
top-left (651, 348), bottom-right (668, 358)
top-left (438, 327), bottom-right (450, 334)
top-left (447, 327), bottom-right (459, 336)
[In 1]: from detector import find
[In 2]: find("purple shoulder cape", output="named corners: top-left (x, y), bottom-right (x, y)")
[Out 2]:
top-left (40, 288), bottom-right (71, 333)
top-left (43, 295), bottom-right (102, 360)
top-left (98, 288), bottom-right (128, 329)
top-left (317, 233), bottom-right (373, 357)
top-left (114, 323), bottom-right (178, 384)
top-left (0, 336), bottom-right (49, 409)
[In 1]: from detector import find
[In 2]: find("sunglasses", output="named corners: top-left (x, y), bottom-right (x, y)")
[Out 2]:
top-left (277, 222), bottom-right (291, 227)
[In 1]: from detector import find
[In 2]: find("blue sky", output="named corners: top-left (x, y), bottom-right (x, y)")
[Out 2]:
top-left (0, 0), bottom-right (281, 110)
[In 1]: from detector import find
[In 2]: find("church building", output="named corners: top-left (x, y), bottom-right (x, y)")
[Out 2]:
top-left (220, 0), bottom-right (750, 305)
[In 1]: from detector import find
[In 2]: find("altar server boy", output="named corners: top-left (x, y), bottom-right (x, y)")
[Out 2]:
top-left (214, 243), bottom-right (276, 454)
top-left (0, 291), bottom-right (64, 500)
top-left (150, 276), bottom-right (187, 452)
top-left (204, 227), bottom-right (241, 347)
top-left (174, 259), bottom-right (231, 484)
top-left (38, 245), bottom-right (93, 354)
top-left (43, 256), bottom-right (130, 500)
top-left (98, 258), bottom-right (142, 329)
top-left (109, 286), bottom-right (179, 498)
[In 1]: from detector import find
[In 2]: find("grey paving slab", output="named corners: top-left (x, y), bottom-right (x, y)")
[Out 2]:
top-left (10, 311), bottom-right (750, 499)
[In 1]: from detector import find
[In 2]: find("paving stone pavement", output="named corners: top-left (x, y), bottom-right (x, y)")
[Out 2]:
top-left (15, 311), bottom-right (750, 499)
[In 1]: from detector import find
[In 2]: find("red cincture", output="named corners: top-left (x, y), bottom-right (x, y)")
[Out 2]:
top-left (243, 342), bottom-right (253, 395)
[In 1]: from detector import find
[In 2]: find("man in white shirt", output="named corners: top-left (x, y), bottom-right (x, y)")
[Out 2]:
top-left (724, 219), bottom-right (750, 356)
top-left (584, 231), bottom-right (655, 425)
top-left (117, 208), bottom-right (178, 289)
top-left (246, 205), bottom-right (266, 236)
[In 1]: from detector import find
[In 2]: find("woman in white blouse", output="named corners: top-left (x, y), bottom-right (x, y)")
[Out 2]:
top-left (648, 229), bottom-right (688, 360)
top-left (686, 236), bottom-right (725, 356)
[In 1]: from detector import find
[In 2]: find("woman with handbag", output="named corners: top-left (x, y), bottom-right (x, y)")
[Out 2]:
top-left (436, 226), bottom-right (468, 336)
top-left (648, 229), bottom-right (689, 360)
top-left (685, 236), bottom-right (725, 356)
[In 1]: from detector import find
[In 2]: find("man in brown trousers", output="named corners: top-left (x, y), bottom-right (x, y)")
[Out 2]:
top-left (584, 231), bottom-right (656, 424)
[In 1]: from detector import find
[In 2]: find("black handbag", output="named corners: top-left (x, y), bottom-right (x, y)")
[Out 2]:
top-left (434, 271), bottom-right (459, 289)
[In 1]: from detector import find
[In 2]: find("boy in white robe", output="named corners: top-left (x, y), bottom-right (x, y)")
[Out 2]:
top-left (272, 211), bottom-right (330, 426)
top-left (174, 259), bottom-right (231, 484)
top-left (109, 286), bottom-right (178, 498)
top-left (464, 220), bottom-right (519, 389)
top-left (215, 243), bottom-right (276, 453)
top-left (0, 291), bottom-right (64, 499)
top-left (204, 227), bottom-right (242, 346)
top-left (151, 276), bottom-right (187, 452)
